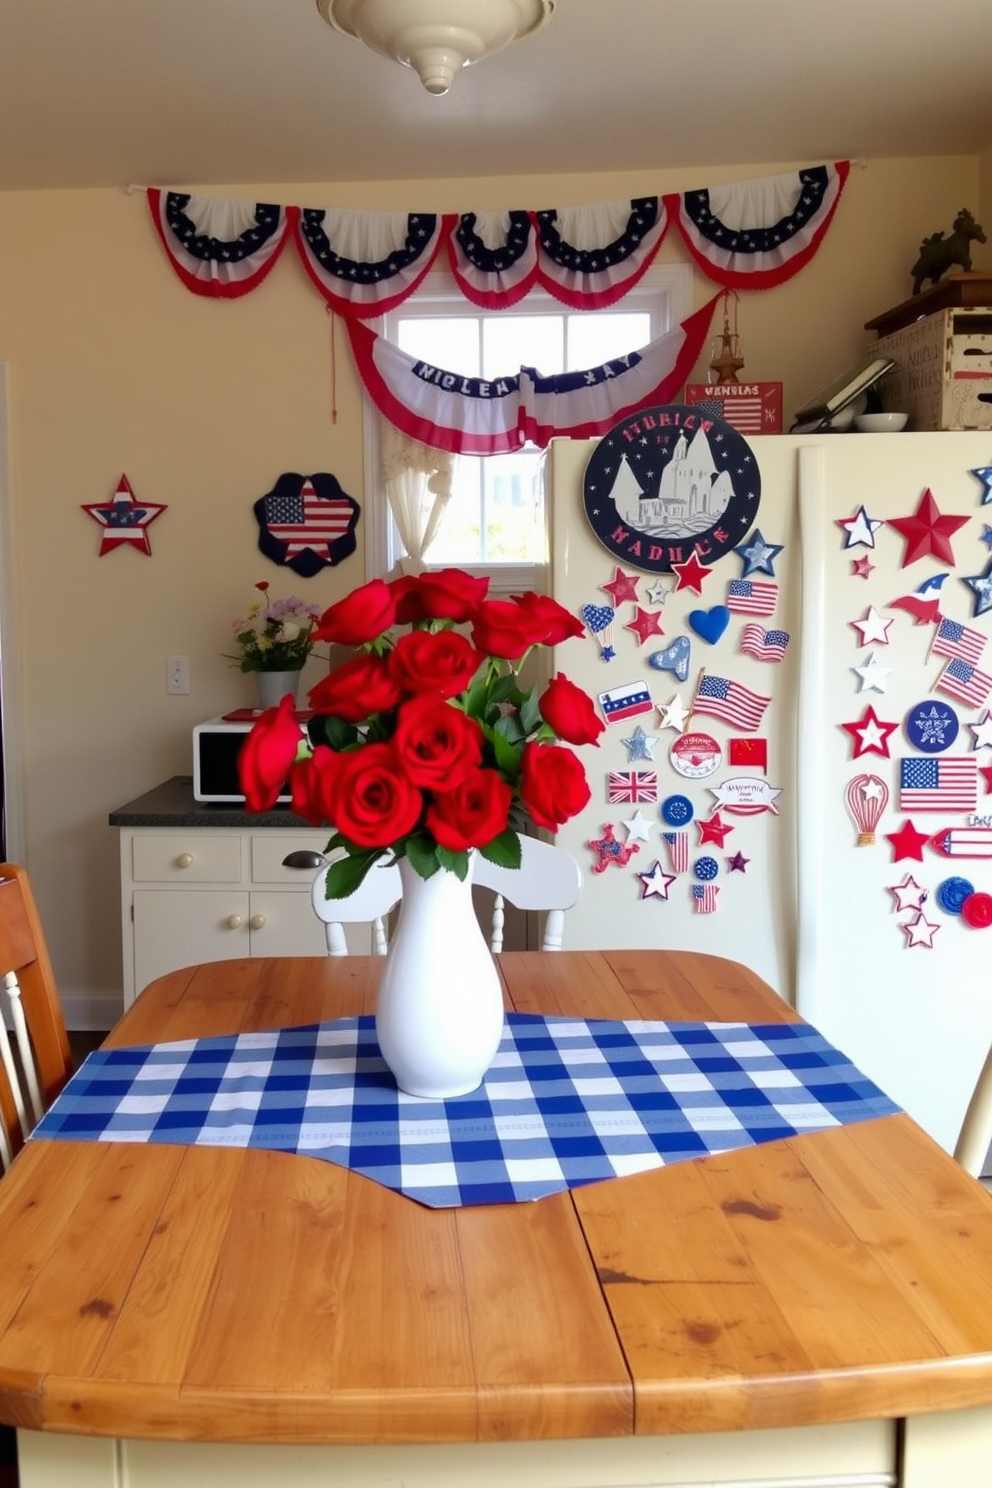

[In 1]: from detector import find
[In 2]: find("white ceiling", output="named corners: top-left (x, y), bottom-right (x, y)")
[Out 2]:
top-left (0, 0), bottom-right (990, 194)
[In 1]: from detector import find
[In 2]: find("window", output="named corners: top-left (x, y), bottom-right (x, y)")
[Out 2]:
top-left (363, 264), bottom-right (692, 585)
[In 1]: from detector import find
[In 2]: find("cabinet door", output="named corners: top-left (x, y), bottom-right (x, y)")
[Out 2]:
top-left (133, 889), bottom-right (252, 996)
top-left (245, 891), bottom-right (334, 958)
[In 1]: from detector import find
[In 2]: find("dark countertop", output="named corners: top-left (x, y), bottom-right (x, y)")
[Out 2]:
top-left (109, 776), bottom-right (316, 829)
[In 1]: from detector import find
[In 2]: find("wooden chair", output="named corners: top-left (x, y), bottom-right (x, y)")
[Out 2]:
top-left (0, 863), bottom-right (73, 1171)
top-left (472, 836), bottom-right (582, 952)
top-left (310, 856), bottom-right (402, 957)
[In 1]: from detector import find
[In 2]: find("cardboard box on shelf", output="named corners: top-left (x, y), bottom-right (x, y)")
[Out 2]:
top-left (865, 276), bottom-right (992, 431)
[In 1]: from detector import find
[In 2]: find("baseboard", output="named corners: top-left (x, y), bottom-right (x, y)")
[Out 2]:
top-left (61, 988), bottom-right (123, 1032)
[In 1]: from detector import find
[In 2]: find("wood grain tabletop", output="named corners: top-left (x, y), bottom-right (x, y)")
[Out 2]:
top-left (1, 949), bottom-right (991, 1446)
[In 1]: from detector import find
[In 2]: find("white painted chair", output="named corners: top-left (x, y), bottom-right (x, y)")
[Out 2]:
top-left (310, 856), bottom-right (402, 957)
top-left (0, 864), bottom-right (73, 1172)
top-left (472, 836), bottom-right (582, 952)
top-left (954, 1048), bottom-right (992, 1182)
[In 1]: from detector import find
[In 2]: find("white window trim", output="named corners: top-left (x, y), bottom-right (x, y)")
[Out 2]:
top-left (362, 262), bottom-right (693, 586)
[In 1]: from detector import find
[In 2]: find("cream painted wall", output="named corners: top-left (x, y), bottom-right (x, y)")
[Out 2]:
top-left (0, 153), bottom-right (981, 1024)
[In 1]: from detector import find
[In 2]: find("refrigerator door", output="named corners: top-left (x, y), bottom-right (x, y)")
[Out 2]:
top-left (548, 429), bottom-right (992, 1154)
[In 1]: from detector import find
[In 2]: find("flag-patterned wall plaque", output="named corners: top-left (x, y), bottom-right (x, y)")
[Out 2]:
top-left (254, 472), bottom-right (360, 577)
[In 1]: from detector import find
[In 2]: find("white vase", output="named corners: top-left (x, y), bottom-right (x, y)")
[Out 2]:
top-left (256, 669), bottom-right (302, 710)
top-left (375, 855), bottom-right (505, 1099)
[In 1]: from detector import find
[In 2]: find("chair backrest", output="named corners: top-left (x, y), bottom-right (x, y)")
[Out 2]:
top-left (954, 1046), bottom-right (992, 1178)
top-left (0, 864), bottom-right (73, 1170)
top-left (310, 857), bottom-right (403, 956)
top-left (472, 837), bottom-right (582, 952)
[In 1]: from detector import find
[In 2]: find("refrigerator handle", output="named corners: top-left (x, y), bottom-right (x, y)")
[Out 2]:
top-left (796, 444), bottom-right (827, 1024)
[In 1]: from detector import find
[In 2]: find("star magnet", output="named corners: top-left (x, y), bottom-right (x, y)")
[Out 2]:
top-left (624, 607), bottom-right (666, 646)
top-left (841, 704), bottom-right (899, 759)
top-left (850, 606), bottom-right (893, 646)
top-left (637, 860), bottom-right (677, 901)
top-left (601, 567), bottom-right (640, 606)
top-left (82, 473), bottom-right (166, 556)
top-left (885, 818), bottom-right (930, 863)
top-left (887, 487), bottom-right (968, 567)
top-left (963, 560), bottom-right (992, 618)
top-left (971, 465), bottom-right (992, 505)
top-left (837, 505), bottom-right (883, 549)
top-left (670, 552), bottom-right (711, 594)
top-left (734, 529), bottom-right (783, 577)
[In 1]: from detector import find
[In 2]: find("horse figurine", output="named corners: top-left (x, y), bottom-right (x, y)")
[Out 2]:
top-left (911, 208), bottom-right (987, 295)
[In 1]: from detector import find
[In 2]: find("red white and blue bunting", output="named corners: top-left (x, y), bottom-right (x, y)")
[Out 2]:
top-left (147, 189), bottom-right (296, 298)
top-left (345, 296), bottom-right (719, 455)
top-left (665, 162), bottom-right (850, 290)
top-left (145, 162), bottom-right (848, 308)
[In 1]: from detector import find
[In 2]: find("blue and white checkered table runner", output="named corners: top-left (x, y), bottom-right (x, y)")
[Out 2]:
top-left (33, 1014), bottom-right (900, 1207)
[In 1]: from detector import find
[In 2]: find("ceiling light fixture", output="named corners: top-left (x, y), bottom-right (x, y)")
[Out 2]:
top-left (316, 0), bottom-right (556, 97)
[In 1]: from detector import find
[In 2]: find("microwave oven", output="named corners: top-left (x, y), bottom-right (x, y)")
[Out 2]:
top-left (193, 715), bottom-right (294, 803)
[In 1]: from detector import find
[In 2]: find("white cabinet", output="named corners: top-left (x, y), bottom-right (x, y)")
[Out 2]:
top-left (118, 826), bottom-right (347, 1006)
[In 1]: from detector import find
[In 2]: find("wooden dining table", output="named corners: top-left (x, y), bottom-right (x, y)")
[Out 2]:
top-left (2, 949), bottom-right (992, 1488)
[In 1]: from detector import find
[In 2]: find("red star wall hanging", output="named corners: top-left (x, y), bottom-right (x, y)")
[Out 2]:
top-left (887, 488), bottom-right (968, 567)
top-left (841, 704), bottom-right (899, 759)
top-left (885, 818), bottom-right (930, 862)
top-left (82, 473), bottom-right (166, 556)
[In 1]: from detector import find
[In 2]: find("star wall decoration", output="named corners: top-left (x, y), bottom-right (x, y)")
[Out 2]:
top-left (851, 555), bottom-right (875, 579)
top-left (971, 465), bottom-right (992, 505)
top-left (885, 818), bottom-right (929, 862)
top-left (970, 712), bottom-right (992, 751)
top-left (887, 487), bottom-right (968, 567)
top-left (670, 552), bottom-right (711, 594)
top-left (621, 725), bottom-right (657, 762)
top-left (902, 912), bottom-right (940, 949)
top-left (852, 651), bottom-right (893, 693)
top-left (727, 851), bottom-right (750, 873)
top-left (734, 529), bottom-right (783, 577)
top-left (837, 505), bottom-right (883, 549)
top-left (963, 559), bottom-right (992, 617)
top-left (601, 567), bottom-right (640, 606)
top-left (888, 875), bottom-right (928, 913)
top-left (624, 607), bottom-right (666, 646)
top-left (841, 704), bottom-right (899, 758)
top-left (81, 473), bottom-right (167, 556)
top-left (637, 860), bottom-right (677, 900)
top-left (850, 606), bottom-right (893, 646)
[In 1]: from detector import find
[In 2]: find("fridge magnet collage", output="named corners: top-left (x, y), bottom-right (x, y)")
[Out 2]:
top-left (576, 402), bottom-right (992, 947)
top-left (579, 404), bottom-right (781, 917)
top-left (838, 468), bottom-right (992, 946)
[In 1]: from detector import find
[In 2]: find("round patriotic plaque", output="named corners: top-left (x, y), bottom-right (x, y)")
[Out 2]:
top-left (583, 404), bottom-right (761, 574)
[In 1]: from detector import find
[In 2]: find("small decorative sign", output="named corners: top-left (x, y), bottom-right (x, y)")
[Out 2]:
top-left (683, 381), bottom-right (783, 435)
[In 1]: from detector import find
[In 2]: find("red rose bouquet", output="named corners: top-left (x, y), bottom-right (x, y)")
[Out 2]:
top-left (239, 568), bottom-right (603, 896)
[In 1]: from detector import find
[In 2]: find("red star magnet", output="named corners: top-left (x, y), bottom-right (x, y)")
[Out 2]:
top-left (980, 764), bottom-right (992, 794)
top-left (697, 812), bottom-right (734, 847)
top-left (885, 818), bottom-right (930, 862)
top-left (851, 555), bottom-right (875, 579)
top-left (670, 552), bottom-right (711, 594)
top-left (841, 704), bottom-right (899, 759)
top-left (601, 567), bottom-right (640, 606)
top-left (886, 488), bottom-right (968, 567)
top-left (624, 607), bottom-right (665, 646)
top-left (82, 474), bottom-right (166, 556)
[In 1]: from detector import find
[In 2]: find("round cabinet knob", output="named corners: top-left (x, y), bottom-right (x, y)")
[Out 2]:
top-left (249, 913), bottom-right (266, 931)
top-left (176, 853), bottom-right (194, 869)
top-left (226, 914), bottom-right (243, 930)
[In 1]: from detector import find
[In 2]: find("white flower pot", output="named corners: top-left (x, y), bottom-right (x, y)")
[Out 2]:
top-left (375, 855), bottom-right (505, 1098)
top-left (256, 669), bottom-right (302, 710)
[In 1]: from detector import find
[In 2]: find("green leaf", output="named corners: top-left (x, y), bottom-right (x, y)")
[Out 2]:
top-left (518, 684), bottom-right (542, 735)
top-left (321, 715), bottom-right (359, 751)
top-left (437, 846), bottom-right (470, 880)
top-left (464, 669), bottom-right (491, 721)
top-left (479, 830), bottom-right (522, 870)
top-left (405, 833), bottom-right (441, 881)
top-left (322, 850), bottom-right (383, 899)
top-left (494, 712), bottom-right (526, 745)
top-left (489, 674), bottom-right (520, 707)
top-left (486, 723), bottom-right (523, 774)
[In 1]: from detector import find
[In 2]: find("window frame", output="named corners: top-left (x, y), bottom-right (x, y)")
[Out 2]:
top-left (362, 262), bottom-right (694, 588)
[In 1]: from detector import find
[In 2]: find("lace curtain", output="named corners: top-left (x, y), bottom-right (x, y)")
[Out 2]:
top-left (378, 417), bottom-right (456, 573)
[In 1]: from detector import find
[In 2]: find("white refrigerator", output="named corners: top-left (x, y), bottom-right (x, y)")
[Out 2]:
top-left (549, 428), bottom-right (992, 1154)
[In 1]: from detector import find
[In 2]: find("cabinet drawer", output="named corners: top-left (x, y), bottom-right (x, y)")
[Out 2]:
top-left (131, 834), bottom-right (243, 883)
top-left (250, 833), bottom-right (329, 884)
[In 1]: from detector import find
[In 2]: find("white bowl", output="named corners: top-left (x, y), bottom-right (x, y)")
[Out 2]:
top-left (855, 412), bottom-right (908, 433)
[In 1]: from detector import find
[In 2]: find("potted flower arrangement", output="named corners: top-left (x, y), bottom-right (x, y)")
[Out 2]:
top-left (227, 581), bottom-right (321, 708)
top-left (239, 567), bottom-right (603, 1097)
